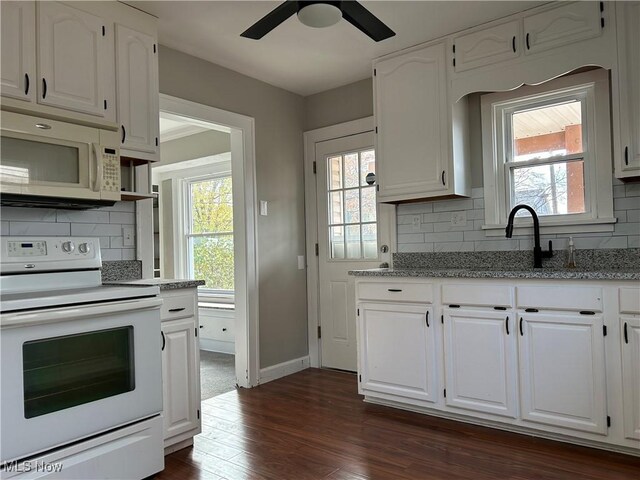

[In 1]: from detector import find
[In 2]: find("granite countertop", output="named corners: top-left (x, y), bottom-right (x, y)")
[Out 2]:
top-left (104, 278), bottom-right (206, 290)
top-left (349, 268), bottom-right (640, 281)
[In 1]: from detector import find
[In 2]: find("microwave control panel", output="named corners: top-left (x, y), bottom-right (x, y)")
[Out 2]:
top-left (102, 147), bottom-right (120, 193)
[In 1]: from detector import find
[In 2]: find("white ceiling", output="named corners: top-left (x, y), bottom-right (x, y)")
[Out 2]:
top-left (159, 114), bottom-right (210, 142)
top-left (129, 1), bottom-right (545, 96)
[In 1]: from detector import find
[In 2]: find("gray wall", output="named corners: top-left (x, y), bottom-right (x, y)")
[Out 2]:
top-left (159, 46), bottom-right (307, 369)
top-left (159, 130), bottom-right (230, 166)
top-left (304, 78), bottom-right (373, 131)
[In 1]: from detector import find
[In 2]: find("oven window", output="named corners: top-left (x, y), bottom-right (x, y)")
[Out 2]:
top-left (22, 327), bottom-right (135, 419)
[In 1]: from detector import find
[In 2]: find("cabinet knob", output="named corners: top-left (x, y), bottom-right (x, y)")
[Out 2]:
top-left (222, 328), bottom-right (227, 332)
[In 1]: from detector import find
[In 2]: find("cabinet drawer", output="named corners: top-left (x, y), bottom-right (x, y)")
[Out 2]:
top-left (442, 283), bottom-right (512, 308)
top-left (357, 281), bottom-right (433, 303)
top-left (517, 286), bottom-right (602, 312)
top-left (161, 293), bottom-right (195, 320)
top-left (619, 287), bottom-right (640, 314)
top-left (200, 314), bottom-right (234, 342)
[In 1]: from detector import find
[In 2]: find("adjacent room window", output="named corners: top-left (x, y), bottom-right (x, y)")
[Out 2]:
top-left (184, 175), bottom-right (234, 295)
top-left (481, 69), bottom-right (614, 234)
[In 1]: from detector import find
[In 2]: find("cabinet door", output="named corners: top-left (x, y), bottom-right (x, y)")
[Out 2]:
top-left (518, 313), bottom-right (607, 434)
top-left (359, 303), bottom-right (438, 403)
top-left (116, 25), bottom-right (159, 155)
top-left (374, 43), bottom-right (449, 201)
top-left (1, 1), bottom-right (35, 102)
top-left (37, 2), bottom-right (112, 118)
top-left (453, 20), bottom-right (520, 72)
top-left (523, 2), bottom-right (602, 55)
top-left (621, 317), bottom-right (640, 440)
top-left (161, 317), bottom-right (200, 443)
top-left (443, 309), bottom-right (517, 418)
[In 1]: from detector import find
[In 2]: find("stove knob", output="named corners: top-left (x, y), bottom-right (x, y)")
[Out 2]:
top-left (61, 241), bottom-right (75, 253)
top-left (78, 243), bottom-right (90, 254)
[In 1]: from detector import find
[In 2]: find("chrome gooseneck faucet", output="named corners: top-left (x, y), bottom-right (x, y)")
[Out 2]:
top-left (505, 204), bottom-right (553, 268)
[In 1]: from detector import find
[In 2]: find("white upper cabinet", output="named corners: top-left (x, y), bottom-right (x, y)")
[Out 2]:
top-left (1, 1), bottom-right (36, 102)
top-left (374, 42), bottom-right (469, 203)
top-left (37, 2), bottom-right (115, 121)
top-left (116, 24), bottom-right (159, 158)
top-left (523, 1), bottom-right (602, 55)
top-left (453, 20), bottom-right (520, 72)
top-left (621, 317), bottom-right (640, 441)
top-left (613, 1), bottom-right (640, 178)
top-left (518, 313), bottom-right (607, 435)
top-left (443, 308), bottom-right (518, 418)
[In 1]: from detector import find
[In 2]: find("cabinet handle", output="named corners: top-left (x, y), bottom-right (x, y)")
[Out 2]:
top-left (161, 331), bottom-right (165, 351)
top-left (625, 146), bottom-right (629, 166)
top-left (42, 78), bottom-right (47, 99)
top-left (24, 73), bottom-right (30, 95)
top-left (169, 307), bottom-right (185, 312)
top-left (441, 170), bottom-right (446, 186)
top-left (505, 316), bottom-right (510, 335)
top-left (512, 36), bottom-right (516, 53)
top-left (624, 322), bottom-right (629, 344)
top-left (426, 311), bottom-right (430, 327)
top-left (121, 125), bottom-right (126, 143)
top-left (387, 288), bottom-right (402, 292)
top-left (526, 33), bottom-right (530, 50)
top-left (222, 327), bottom-right (227, 332)
top-left (519, 317), bottom-right (524, 336)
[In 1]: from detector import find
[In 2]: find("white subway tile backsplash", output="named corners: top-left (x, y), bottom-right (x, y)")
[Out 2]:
top-left (9, 221), bottom-right (70, 236)
top-left (1, 222), bottom-right (8, 236)
top-left (398, 233), bottom-right (425, 244)
top-left (424, 232), bottom-right (464, 243)
top-left (615, 197), bottom-right (640, 211)
top-left (433, 241), bottom-right (474, 252)
top-left (433, 198), bottom-right (473, 212)
top-left (397, 223), bottom-right (434, 234)
top-left (629, 235), bottom-right (640, 248)
top-left (397, 203), bottom-right (433, 214)
top-left (110, 236), bottom-right (124, 248)
top-left (71, 223), bottom-right (123, 237)
top-left (474, 240), bottom-right (520, 251)
top-left (109, 212), bottom-right (135, 225)
top-left (432, 221), bottom-right (473, 232)
top-left (613, 185), bottom-right (627, 198)
top-left (473, 198), bottom-right (484, 209)
top-left (627, 209), bottom-right (640, 223)
top-left (1, 207), bottom-right (56, 222)
top-left (101, 249), bottom-right (122, 261)
top-left (625, 184), bottom-right (640, 197)
top-left (572, 236), bottom-right (627, 249)
top-left (56, 210), bottom-right (110, 224)
top-left (398, 242), bottom-right (434, 253)
top-left (121, 248), bottom-right (136, 260)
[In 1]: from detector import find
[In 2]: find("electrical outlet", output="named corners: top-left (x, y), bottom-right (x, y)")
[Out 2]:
top-left (260, 200), bottom-right (268, 216)
top-left (123, 226), bottom-right (135, 246)
top-left (411, 215), bottom-right (421, 231)
top-left (297, 255), bottom-right (305, 270)
top-left (451, 211), bottom-right (467, 227)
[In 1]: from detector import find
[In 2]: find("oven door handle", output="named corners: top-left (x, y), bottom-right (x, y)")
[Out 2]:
top-left (92, 143), bottom-right (102, 193)
top-left (0, 297), bottom-right (163, 328)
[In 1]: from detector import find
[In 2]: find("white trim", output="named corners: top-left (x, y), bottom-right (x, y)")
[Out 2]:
top-left (199, 339), bottom-right (235, 355)
top-left (303, 117), bottom-right (398, 369)
top-left (259, 356), bottom-right (310, 385)
top-left (159, 94), bottom-right (259, 389)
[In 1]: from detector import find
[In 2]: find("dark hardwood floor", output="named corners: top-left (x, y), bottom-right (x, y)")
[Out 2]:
top-left (157, 368), bottom-right (640, 480)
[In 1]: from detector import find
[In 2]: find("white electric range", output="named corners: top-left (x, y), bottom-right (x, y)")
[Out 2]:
top-left (0, 237), bottom-right (164, 479)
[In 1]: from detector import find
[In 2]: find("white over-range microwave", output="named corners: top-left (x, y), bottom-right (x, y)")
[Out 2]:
top-left (0, 111), bottom-right (121, 208)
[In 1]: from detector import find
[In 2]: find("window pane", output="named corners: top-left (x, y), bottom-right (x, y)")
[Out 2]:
top-left (329, 191), bottom-right (343, 225)
top-left (346, 224), bottom-right (361, 258)
top-left (330, 226), bottom-right (345, 259)
top-left (362, 223), bottom-right (377, 259)
top-left (328, 156), bottom-right (342, 190)
top-left (512, 100), bottom-right (583, 162)
top-left (360, 150), bottom-right (376, 186)
top-left (512, 160), bottom-right (585, 216)
top-left (344, 189), bottom-right (360, 223)
top-left (361, 186), bottom-right (377, 222)
top-left (190, 235), bottom-right (234, 290)
top-left (190, 177), bottom-right (233, 234)
top-left (344, 153), bottom-right (359, 188)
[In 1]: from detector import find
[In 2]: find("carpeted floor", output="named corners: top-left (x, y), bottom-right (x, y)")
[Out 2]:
top-left (199, 350), bottom-right (236, 401)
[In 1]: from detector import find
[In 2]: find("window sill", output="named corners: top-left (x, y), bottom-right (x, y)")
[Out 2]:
top-left (482, 217), bottom-right (617, 237)
top-left (199, 302), bottom-right (235, 311)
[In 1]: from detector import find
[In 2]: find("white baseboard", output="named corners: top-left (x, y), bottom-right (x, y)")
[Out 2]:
top-left (199, 339), bottom-right (235, 354)
top-left (259, 356), bottom-right (310, 385)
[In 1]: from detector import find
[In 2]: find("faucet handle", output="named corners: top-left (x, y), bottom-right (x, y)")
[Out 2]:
top-left (545, 240), bottom-right (554, 258)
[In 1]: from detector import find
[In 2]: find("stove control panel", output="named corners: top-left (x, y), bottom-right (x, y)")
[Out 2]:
top-left (7, 241), bottom-right (48, 257)
top-left (1, 237), bottom-right (102, 273)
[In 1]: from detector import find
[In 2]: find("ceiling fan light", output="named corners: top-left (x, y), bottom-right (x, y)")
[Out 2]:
top-left (297, 3), bottom-right (342, 28)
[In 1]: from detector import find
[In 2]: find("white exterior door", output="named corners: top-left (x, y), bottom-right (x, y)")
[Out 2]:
top-left (359, 302), bottom-right (438, 403)
top-left (1, 1), bottom-right (36, 102)
top-left (37, 2), bottom-right (113, 119)
top-left (316, 132), bottom-right (392, 371)
top-left (443, 308), bottom-right (518, 418)
top-left (116, 24), bottom-right (158, 154)
top-left (518, 313), bottom-right (607, 434)
top-left (621, 317), bottom-right (640, 440)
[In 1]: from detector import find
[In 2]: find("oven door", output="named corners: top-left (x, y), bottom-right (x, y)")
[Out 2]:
top-left (0, 297), bottom-right (163, 463)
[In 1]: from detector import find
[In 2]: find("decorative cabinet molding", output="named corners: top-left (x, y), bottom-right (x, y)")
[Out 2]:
top-left (453, 20), bottom-right (520, 72)
top-left (0, 1), bottom-right (36, 103)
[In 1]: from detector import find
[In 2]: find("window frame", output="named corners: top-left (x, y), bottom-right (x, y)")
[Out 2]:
top-left (481, 69), bottom-right (615, 236)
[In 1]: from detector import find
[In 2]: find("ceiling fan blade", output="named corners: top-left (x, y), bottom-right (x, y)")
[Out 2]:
top-left (241, 1), bottom-right (298, 39)
top-left (341, 1), bottom-right (395, 42)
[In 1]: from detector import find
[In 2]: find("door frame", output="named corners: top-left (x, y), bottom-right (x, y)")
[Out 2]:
top-left (139, 93), bottom-right (260, 388)
top-left (303, 117), bottom-right (396, 368)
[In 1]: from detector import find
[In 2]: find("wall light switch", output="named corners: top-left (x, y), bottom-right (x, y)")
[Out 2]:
top-left (297, 255), bottom-right (305, 270)
top-left (451, 211), bottom-right (467, 227)
top-left (123, 226), bottom-right (135, 246)
top-left (260, 200), bottom-right (268, 216)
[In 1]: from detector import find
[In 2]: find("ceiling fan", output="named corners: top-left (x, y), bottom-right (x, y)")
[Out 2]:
top-left (241, 1), bottom-right (395, 42)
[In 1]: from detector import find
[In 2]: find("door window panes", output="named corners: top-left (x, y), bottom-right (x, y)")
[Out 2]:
top-left (327, 149), bottom-right (377, 259)
top-left (23, 327), bottom-right (134, 418)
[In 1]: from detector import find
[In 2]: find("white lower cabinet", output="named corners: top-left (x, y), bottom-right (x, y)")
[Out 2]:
top-left (160, 289), bottom-right (201, 452)
top-left (359, 303), bottom-right (438, 404)
top-left (621, 317), bottom-right (640, 440)
top-left (443, 308), bottom-right (517, 418)
top-left (518, 312), bottom-right (607, 435)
